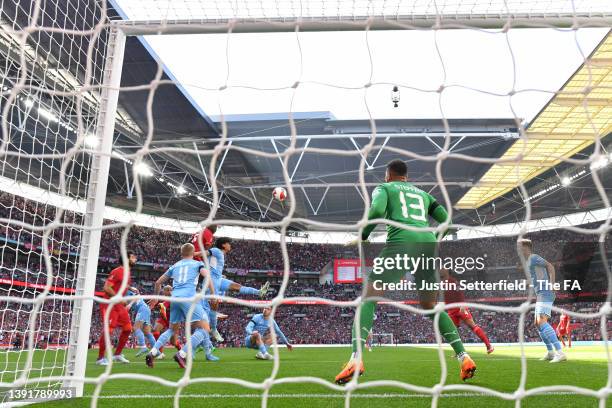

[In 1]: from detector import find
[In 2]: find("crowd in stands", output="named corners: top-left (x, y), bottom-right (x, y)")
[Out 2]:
top-left (0, 192), bottom-right (340, 272)
top-left (0, 290), bottom-right (72, 348)
top-left (0, 191), bottom-right (610, 348)
top-left (2, 267), bottom-right (609, 348)
top-left (84, 300), bottom-right (610, 348)
top-left (2, 191), bottom-right (608, 277)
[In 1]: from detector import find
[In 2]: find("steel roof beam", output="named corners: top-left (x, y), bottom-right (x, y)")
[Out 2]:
top-left (146, 131), bottom-right (519, 145)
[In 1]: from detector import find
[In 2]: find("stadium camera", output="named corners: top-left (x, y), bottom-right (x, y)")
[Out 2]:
top-left (391, 85), bottom-right (400, 108)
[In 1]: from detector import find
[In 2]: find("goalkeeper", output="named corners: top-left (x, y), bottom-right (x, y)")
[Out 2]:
top-left (334, 159), bottom-right (476, 384)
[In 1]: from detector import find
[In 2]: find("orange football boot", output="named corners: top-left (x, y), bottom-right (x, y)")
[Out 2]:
top-left (460, 354), bottom-right (477, 381)
top-left (334, 359), bottom-right (365, 384)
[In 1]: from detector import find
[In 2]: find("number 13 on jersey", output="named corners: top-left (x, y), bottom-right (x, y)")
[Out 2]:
top-left (398, 192), bottom-right (426, 221)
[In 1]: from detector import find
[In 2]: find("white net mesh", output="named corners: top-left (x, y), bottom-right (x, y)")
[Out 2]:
top-left (0, 0), bottom-right (109, 400)
top-left (0, 0), bottom-right (611, 406)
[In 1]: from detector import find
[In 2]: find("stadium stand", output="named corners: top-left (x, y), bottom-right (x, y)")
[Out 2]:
top-left (0, 192), bottom-right (609, 349)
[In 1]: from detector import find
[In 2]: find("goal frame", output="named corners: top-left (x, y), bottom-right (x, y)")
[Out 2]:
top-left (115, 13), bottom-right (612, 35)
top-left (60, 9), bottom-right (612, 397)
top-left (370, 333), bottom-right (395, 346)
top-left (62, 28), bottom-right (127, 397)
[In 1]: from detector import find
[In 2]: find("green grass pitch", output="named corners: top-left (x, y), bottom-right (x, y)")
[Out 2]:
top-left (5, 345), bottom-right (610, 407)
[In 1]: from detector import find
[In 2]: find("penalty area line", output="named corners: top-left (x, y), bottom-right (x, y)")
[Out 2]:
top-left (87, 392), bottom-right (583, 399)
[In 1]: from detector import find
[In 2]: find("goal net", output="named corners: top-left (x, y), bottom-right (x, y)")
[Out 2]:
top-left (370, 333), bottom-right (394, 347)
top-left (0, 0), bottom-right (611, 406)
top-left (0, 0), bottom-right (115, 404)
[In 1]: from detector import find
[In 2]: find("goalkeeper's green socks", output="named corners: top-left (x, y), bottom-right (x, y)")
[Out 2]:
top-left (429, 311), bottom-right (466, 355)
top-left (350, 301), bottom-right (465, 356)
top-left (351, 300), bottom-right (376, 354)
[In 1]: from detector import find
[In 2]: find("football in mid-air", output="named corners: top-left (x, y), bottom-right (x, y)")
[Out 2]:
top-left (273, 187), bottom-right (287, 202)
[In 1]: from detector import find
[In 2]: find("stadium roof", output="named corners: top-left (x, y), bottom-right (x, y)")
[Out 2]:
top-left (456, 30), bottom-right (612, 209)
top-left (0, 1), bottom-right (609, 232)
top-left (143, 114), bottom-right (518, 224)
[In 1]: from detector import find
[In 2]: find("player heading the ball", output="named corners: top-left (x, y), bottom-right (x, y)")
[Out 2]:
top-left (192, 224), bottom-right (217, 261)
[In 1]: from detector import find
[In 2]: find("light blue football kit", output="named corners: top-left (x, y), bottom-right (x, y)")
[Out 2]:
top-left (245, 313), bottom-right (289, 354)
top-left (527, 253), bottom-right (561, 353)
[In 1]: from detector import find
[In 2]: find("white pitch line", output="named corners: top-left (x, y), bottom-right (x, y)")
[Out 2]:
top-left (86, 392), bottom-right (586, 399)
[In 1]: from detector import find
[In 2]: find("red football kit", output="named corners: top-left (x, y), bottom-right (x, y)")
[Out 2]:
top-left (156, 300), bottom-right (171, 329)
top-left (192, 228), bottom-right (215, 261)
top-left (556, 314), bottom-right (572, 347)
top-left (97, 265), bottom-right (133, 359)
top-left (442, 275), bottom-right (493, 353)
top-left (443, 276), bottom-right (473, 326)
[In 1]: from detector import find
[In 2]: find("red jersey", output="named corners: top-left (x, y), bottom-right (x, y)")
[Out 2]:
top-left (103, 266), bottom-right (131, 299)
top-left (192, 228), bottom-right (214, 261)
top-left (159, 300), bottom-right (171, 321)
top-left (442, 277), bottom-right (465, 305)
top-left (559, 314), bottom-right (570, 329)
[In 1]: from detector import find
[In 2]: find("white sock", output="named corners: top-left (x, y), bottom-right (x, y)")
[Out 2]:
top-left (149, 347), bottom-right (159, 356)
top-left (457, 352), bottom-right (468, 361)
top-left (178, 349), bottom-right (187, 358)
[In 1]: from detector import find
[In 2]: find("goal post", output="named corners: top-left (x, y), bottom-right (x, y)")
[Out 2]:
top-left (62, 28), bottom-right (127, 397)
top-left (371, 333), bottom-right (394, 346)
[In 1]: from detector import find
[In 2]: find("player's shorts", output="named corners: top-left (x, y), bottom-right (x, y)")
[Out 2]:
top-left (219, 278), bottom-right (233, 293)
top-left (155, 318), bottom-right (169, 329)
top-left (99, 303), bottom-right (131, 329)
top-left (170, 301), bottom-right (207, 324)
top-left (134, 307), bottom-right (151, 325)
top-left (556, 326), bottom-right (568, 336)
top-left (367, 241), bottom-right (438, 301)
top-left (535, 292), bottom-right (555, 317)
top-left (200, 276), bottom-right (223, 296)
top-left (245, 334), bottom-right (256, 349)
top-left (447, 307), bottom-right (473, 326)
top-left (535, 301), bottom-right (553, 317)
top-left (200, 300), bottom-right (218, 322)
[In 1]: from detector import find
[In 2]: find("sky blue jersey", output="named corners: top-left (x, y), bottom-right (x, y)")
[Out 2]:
top-left (245, 313), bottom-right (288, 344)
top-left (133, 298), bottom-right (148, 313)
top-left (208, 247), bottom-right (225, 281)
top-left (528, 254), bottom-right (551, 295)
top-left (126, 291), bottom-right (148, 313)
top-left (164, 258), bottom-right (205, 298)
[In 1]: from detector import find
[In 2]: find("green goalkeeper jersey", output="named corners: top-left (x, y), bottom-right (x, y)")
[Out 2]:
top-left (361, 181), bottom-right (449, 243)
